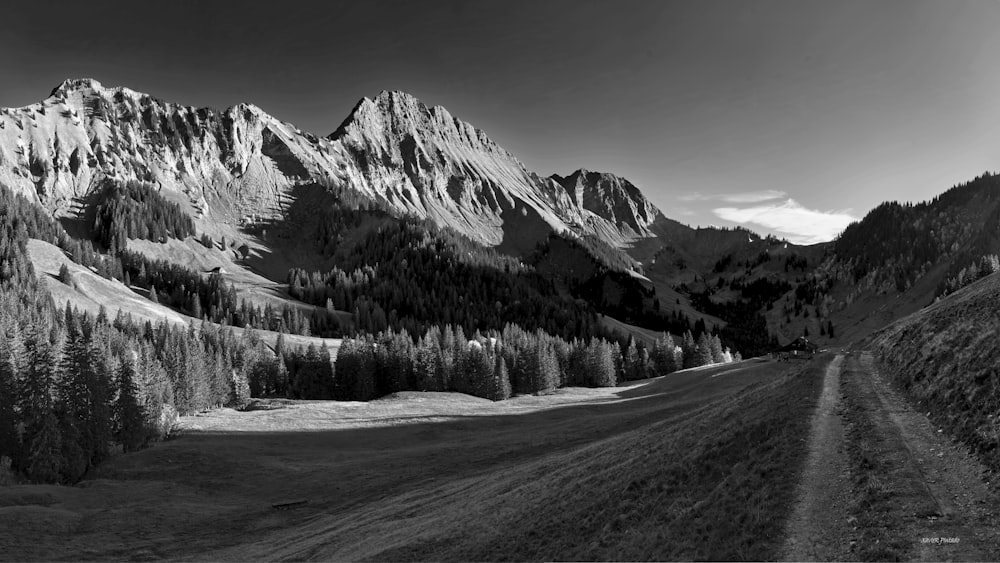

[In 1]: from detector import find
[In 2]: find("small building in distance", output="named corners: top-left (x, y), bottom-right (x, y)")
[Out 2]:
top-left (775, 336), bottom-right (818, 360)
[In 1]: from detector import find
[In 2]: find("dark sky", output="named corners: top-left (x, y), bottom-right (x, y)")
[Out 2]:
top-left (3, 0), bottom-right (999, 243)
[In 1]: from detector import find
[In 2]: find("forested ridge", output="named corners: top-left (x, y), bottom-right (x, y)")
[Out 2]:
top-left (291, 209), bottom-right (611, 341)
top-left (0, 181), bottom-right (313, 483)
top-left (0, 180), bottom-right (746, 484)
top-left (93, 180), bottom-right (195, 252)
top-left (291, 203), bottom-right (751, 356)
top-left (833, 171), bottom-right (1000, 296)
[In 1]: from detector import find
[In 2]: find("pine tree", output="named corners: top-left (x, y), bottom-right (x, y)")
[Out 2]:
top-left (333, 339), bottom-right (376, 401)
top-left (115, 358), bottom-right (147, 452)
top-left (20, 327), bottom-right (59, 479)
top-left (25, 412), bottom-right (62, 483)
top-left (587, 339), bottom-right (617, 387)
top-left (57, 316), bottom-right (91, 480)
top-left (58, 263), bottom-right (73, 286)
top-left (652, 333), bottom-right (678, 375)
top-left (638, 346), bottom-right (651, 379)
top-left (623, 338), bottom-right (640, 381)
top-left (0, 325), bottom-right (23, 466)
top-left (695, 333), bottom-right (713, 367)
top-left (230, 367), bottom-right (251, 408)
top-left (414, 332), bottom-right (443, 391)
top-left (534, 341), bottom-right (559, 394)
top-left (493, 353), bottom-right (512, 401)
top-left (189, 292), bottom-right (202, 319)
top-left (708, 335), bottom-right (724, 364)
top-left (681, 330), bottom-right (698, 369)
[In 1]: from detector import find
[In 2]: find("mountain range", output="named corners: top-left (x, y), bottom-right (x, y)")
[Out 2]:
top-left (2, 78), bottom-right (999, 351)
top-left (0, 79), bottom-right (685, 257)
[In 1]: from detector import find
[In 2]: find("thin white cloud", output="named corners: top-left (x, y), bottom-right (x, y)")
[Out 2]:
top-left (720, 189), bottom-right (788, 203)
top-left (713, 198), bottom-right (856, 245)
top-left (678, 192), bottom-right (711, 202)
top-left (679, 189), bottom-right (787, 203)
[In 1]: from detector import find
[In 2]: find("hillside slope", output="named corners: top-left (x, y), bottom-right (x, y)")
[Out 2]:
top-left (805, 172), bottom-right (1000, 344)
top-left (866, 270), bottom-right (1000, 473)
top-left (27, 238), bottom-right (341, 355)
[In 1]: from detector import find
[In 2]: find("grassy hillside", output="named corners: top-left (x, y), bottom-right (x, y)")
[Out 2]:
top-left (1, 358), bottom-right (827, 561)
top-left (599, 314), bottom-right (676, 347)
top-left (27, 238), bottom-right (341, 355)
top-left (867, 271), bottom-right (1000, 473)
top-left (126, 236), bottom-right (354, 328)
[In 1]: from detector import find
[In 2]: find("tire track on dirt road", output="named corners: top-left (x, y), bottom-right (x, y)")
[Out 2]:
top-left (856, 352), bottom-right (1000, 561)
top-left (782, 354), bottom-right (852, 562)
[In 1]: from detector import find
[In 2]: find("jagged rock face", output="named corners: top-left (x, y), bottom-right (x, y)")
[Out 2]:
top-left (0, 78), bottom-right (342, 224)
top-left (331, 91), bottom-right (672, 249)
top-left (0, 80), bottom-right (671, 251)
top-left (550, 169), bottom-right (661, 241)
top-left (331, 90), bottom-right (566, 246)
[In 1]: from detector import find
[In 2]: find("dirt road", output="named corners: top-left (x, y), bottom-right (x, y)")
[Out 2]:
top-left (782, 355), bottom-right (852, 561)
top-left (784, 351), bottom-right (1000, 561)
top-left (851, 352), bottom-right (1000, 561)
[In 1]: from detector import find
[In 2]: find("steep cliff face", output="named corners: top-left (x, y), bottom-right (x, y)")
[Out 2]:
top-left (0, 80), bottom-right (676, 253)
top-left (329, 90), bottom-right (568, 247)
top-left (329, 90), bottom-right (667, 250)
top-left (0, 79), bottom-right (344, 225)
top-left (550, 169), bottom-right (662, 244)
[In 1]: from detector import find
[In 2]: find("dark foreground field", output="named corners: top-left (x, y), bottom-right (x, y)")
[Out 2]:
top-left (1, 358), bottom-right (825, 561)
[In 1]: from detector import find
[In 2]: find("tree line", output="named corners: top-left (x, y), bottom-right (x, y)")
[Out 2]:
top-left (0, 184), bottom-right (281, 483)
top-left (0, 179), bottom-right (743, 484)
top-left (288, 217), bottom-right (607, 341)
top-left (93, 180), bottom-right (196, 252)
top-left (939, 254), bottom-right (1000, 297)
top-left (117, 250), bottom-right (339, 336)
top-left (835, 171), bottom-right (1000, 294)
top-left (323, 323), bottom-right (741, 402)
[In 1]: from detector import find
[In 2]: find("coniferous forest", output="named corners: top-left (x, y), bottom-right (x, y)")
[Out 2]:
top-left (0, 180), bottom-right (743, 484)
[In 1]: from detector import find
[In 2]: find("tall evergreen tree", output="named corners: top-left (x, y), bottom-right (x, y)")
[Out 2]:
top-left (695, 333), bottom-right (714, 367)
top-left (708, 335), bottom-right (724, 364)
top-left (0, 324), bottom-right (24, 466)
top-left (20, 327), bottom-right (61, 482)
top-left (652, 332), bottom-right (678, 375)
top-left (115, 357), bottom-right (148, 452)
top-left (681, 330), bottom-right (698, 369)
top-left (25, 412), bottom-right (62, 484)
top-left (492, 353), bottom-right (512, 401)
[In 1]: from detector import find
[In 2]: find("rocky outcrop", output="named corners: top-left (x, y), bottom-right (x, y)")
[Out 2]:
top-left (0, 80), bottom-right (676, 252)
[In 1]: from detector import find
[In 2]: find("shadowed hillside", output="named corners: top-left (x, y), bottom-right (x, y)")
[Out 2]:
top-left (867, 270), bottom-right (1000, 473)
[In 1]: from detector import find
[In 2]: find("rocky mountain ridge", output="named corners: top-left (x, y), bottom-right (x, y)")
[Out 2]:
top-left (0, 79), bottom-right (670, 255)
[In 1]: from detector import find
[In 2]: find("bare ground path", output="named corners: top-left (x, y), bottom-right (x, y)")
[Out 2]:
top-left (782, 354), bottom-right (853, 561)
top-left (852, 352), bottom-right (1000, 561)
top-left (784, 351), bottom-right (1000, 561)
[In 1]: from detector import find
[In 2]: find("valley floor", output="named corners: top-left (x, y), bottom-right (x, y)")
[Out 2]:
top-left (9, 351), bottom-right (995, 561)
top-left (1, 358), bottom-right (818, 561)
